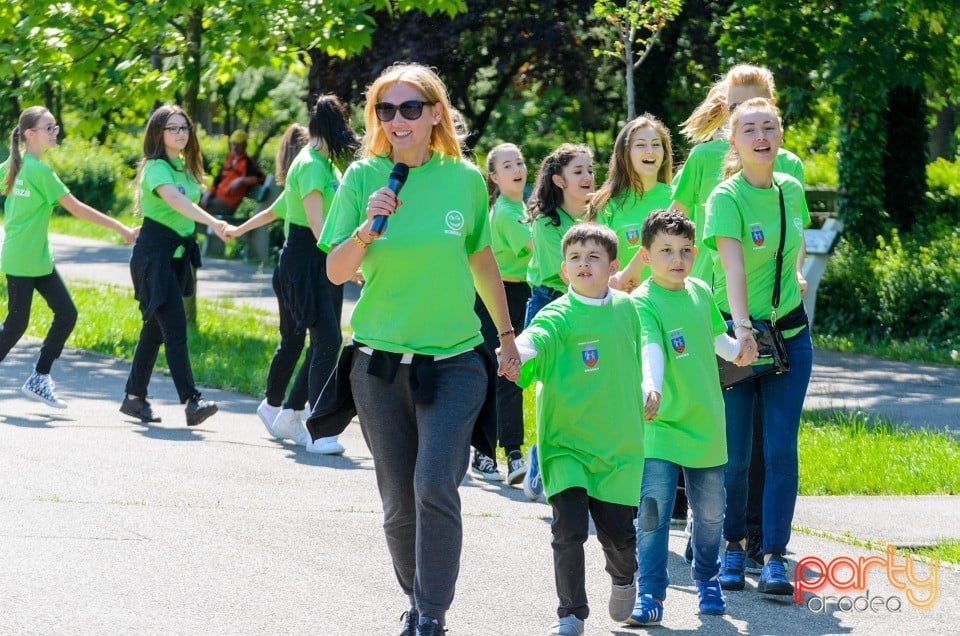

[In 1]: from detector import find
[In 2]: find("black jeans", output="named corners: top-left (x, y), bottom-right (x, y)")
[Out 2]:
top-left (551, 487), bottom-right (637, 620)
top-left (0, 269), bottom-right (77, 374)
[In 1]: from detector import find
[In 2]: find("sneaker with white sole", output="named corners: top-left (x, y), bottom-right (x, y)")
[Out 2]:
top-left (21, 371), bottom-right (67, 408)
top-left (471, 450), bottom-right (502, 481)
top-left (306, 435), bottom-right (345, 455)
top-left (547, 615), bottom-right (584, 636)
top-left (271, 408), bottom-right (303, 440)
top-left (626, 594), bottom-right (663, 626)
top-left (257, 399), bottom-right (282, 438)
top-left (522, 443), bottom-right (543, 501)
top-left (506, 450), bottom-right (528, 485)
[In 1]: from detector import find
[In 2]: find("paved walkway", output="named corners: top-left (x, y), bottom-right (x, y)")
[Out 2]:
top-left (0, 234), bottom-right (955, 634)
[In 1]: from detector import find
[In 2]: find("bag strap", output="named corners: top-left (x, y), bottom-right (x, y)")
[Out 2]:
top-left (771, 181), bottom-right (787, 324)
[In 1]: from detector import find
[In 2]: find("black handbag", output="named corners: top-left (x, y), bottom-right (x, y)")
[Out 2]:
top-left (716, 182), bottom-right (794, 390)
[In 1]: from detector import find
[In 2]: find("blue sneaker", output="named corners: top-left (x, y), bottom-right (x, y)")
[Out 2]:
top-left (522, 444), bottom-right (543, 501)
top-left (416, 616), bottom-right (446, 635)
top-left (625, 594), bottom-right (663, 626)
top-left (696, 577), bottom-right (727, 615)
top-left (719, 545), bottom-right (746, 591)
top-left (758, 555), bottom-right (794, 595)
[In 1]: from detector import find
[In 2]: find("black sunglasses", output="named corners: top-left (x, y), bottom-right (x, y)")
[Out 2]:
top-left (374, 100), bottom-right (434, 122)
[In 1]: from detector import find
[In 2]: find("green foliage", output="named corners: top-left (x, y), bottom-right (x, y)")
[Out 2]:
top-left (44, 137), bottom-right (132, 216)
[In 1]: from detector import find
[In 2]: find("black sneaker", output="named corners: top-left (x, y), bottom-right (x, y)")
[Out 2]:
top-left (471, 449), bottom-right (502, 481)
top-left (745, 526), bottom-right (763, 574)
top-left (758, 555), bottom-right (794, 595)
top-left (185, 397), bottom-right (218, 427)
top-left (506, 450), bottom-right (528, 485)
top-left (119, 396), bottom-right (161, 423)
top-left (396, 608), bottom-right (418, 636)
top-left (416, 617), bottom-right (446, 636)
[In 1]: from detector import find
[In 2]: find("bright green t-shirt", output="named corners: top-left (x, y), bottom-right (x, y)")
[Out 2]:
top-left (632, 277), bottom-right (728, 468)
top-left (518, 290), bottom-right (645, 506)
top-left (703, 172), bottom-right (810, 335)
top-left (489, 195), bottom-right (531, 282)
top-left (673, 139), bottom-right (805, 282)
top-left (527, 209), bottom-right (580, 292)
top-left (140, 157), bottom-right (200, 237)
top-left (284, 146), bottom-right (341, 233)
top-left (1, 154), bottom-right (69, 276)
top-left (319, 153), bottom-right (490, 355)
top-left (595, 181), bottom-right (674, 274)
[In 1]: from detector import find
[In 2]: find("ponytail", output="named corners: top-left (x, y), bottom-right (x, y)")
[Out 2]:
top-left (4, 127), bottom-right (23, 196)
top-left (681, 64), bottom-right (777, 144)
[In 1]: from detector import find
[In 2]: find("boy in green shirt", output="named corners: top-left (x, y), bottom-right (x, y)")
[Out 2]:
top-left (627, 210), bottom-right (743, 625)
top-left (509, 223), bottom-right (644, 636)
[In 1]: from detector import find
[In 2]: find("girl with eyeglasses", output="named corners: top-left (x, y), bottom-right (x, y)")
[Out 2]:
top-left (249, 95), bottom-right (359, 454)
top-left (0, 106), bottom-right (138, 409)
top-left (588, 114), bottom-right (674, 290)
top-left (119, 104), bottom-right (232, 427)
top-left (319, 62), bottom-right (518, 636)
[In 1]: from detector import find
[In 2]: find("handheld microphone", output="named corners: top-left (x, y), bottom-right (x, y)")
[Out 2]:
top-left (370, 162), bottom-right (409, 235)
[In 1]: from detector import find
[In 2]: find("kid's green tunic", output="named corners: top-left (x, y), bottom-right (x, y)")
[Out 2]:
top-left (518, 290), bottom-right (645, 506)
top-left (673, 139), bottom-right (805, 282)
top-left (284, 146), bottom-right (341, 235)
top-left (632, 277), bottom-right (727, 468)
top-left (595, 182), bottom-right (673, 273)
top-left (489, 195), bottom-right (531, 281)
top-left (527, 209), bottom-right (580, 292)
top-left (703, 172), bottom-right (810, 338)
top-left (0, 155), bottom-right (69, 276)
top-left (140, 157), bottom-right (201, 237)
top-left (319, 152), bottom-right (489, 355)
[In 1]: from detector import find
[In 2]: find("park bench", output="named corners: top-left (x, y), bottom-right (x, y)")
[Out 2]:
top-left (801, 187), bottom-right (842, 329)
top-left (202, 174), bottom-right (280, 263)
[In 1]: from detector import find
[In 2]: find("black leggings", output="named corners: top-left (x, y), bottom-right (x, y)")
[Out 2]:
top-left (0, 269), bottom-right (77, 374)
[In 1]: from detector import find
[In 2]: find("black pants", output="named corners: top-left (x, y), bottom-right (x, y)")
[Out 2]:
top-left (474, 281), bottom-right (530, 450)
top-left (264, 266), bottom-right (308, 409)
top-left (0, 270), bottom-right (77, 374)
top-left (125, 270), bottom-right (199, 404)
top-left (551, 487), bottom-right (637, 620)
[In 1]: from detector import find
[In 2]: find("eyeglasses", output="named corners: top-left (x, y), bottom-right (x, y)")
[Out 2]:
top-left (164, 125), bottom-right (191, 134)
top-left (374, 100), bottom-right (434, 122)
top-left (32, 124), bottom-right (60, 135)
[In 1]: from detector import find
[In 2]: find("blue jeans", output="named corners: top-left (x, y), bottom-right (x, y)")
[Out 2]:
top-left (636, 459), bottom-right (725, 600)
top-left (524, 285), bottom-right (563, 328)
top-left (722, 327), bottom-right (813, 556)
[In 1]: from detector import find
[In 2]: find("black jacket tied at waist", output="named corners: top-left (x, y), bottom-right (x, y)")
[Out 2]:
top-left (129, 217), bottom-right (202, 321)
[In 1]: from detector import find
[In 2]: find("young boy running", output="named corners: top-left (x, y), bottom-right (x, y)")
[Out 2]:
top-left (627, 210), bottom-right (744, 625)
top-left (508, 223), bottom-right (645, 636)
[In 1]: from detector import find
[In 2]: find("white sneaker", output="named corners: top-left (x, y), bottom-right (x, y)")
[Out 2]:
top-left (257, 399), bottom-right (282, 438)
top-left (292, 423), bottom-right (312, 447)
top-left (271, 408), bottom-right (303, 440)
top-left (307, 436), bottom-right (345, 455)
top-left (21, 371), bottom-right (67, 409)
top-left (548, 615), bottom-right (584, 636)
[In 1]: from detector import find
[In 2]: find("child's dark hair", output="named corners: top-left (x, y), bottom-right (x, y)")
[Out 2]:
top-left (526, 143), bottom-right (591, 226)
top-left (641, 209), bottom-right (695, 248)
top-left (134, 104), bottom-right (204, 214)
top-left (309, 94), bottom-right (360, 161)
top-left (562, 222), bottom-right (618, 262)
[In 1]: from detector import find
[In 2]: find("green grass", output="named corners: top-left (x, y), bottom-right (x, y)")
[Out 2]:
top-left (47, 212), bottom-right (142, 243)
top-left (913, 539), bottom-right (960, 565)
top-left (814, 333), bottom-right (960, 367)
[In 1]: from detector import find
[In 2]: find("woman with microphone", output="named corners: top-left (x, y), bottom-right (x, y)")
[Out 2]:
top-left (319, 62), bottom-right (518, 636)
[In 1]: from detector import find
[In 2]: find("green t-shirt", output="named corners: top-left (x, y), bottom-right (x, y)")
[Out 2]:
top-left (268, 189), bottom-right (292, 238)
top-left (140, 157), bottom-right (200, 237)
top-left (285, 145), bottom-right (341, 232)
top-left (595, 181), bottom-right (673, 273)
top-left (489, 195), bottom-right (531, 281)
top-left (1, 154), bottom-right (69, 276)
top-left (673, 138), bottom-right (805, 282)
top-left (527, 209), bottom-right (580, 292)
top-left (319, 153), bottom-right (490, 355)
top-left (703, 172), bottom-right (810, 336)
top-left (632, 277), bottom-right (728, 468)
top-left (518, 290), bottom-right (645, 506)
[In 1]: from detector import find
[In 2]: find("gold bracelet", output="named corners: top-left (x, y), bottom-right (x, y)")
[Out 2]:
top-left (352, 230), bottom-right (371, 249)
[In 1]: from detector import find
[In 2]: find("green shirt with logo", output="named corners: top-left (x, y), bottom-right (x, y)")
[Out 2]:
top-left (489, 195), bottom-right (531, 281)
top-left (1, 154), bottom-right (70, 276)
top-left (319, 153), bottom-right (489, 355)
top-left (595, 181), bottom-right (673, 276)
top-left (632, 277), bottom-right (727, 467)
top-left (285, 146), bottom-right (341, 234)
top-left (140, 157), bottom-right (200, 237)
top-left (527, 209), bottom-right (580, 292)
top-left (518, 290), bottom-right (645, 506)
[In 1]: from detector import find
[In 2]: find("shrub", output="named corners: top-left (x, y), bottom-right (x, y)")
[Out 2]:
top-left (43, 137), bottom-right (131, 216)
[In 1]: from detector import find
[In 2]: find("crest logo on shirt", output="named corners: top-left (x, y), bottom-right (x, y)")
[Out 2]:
top-left (670, 329), bottom-right (686, 355)
top-left (581, 344), bottom-right (599, 369)
top-left (625, 226), bottom-right (640, 245)
top-left (751, 223), bottom-right (765, 247)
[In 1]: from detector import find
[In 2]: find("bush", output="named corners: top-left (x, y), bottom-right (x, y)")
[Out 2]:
top-left (43, 137), bottom-right (131, 216)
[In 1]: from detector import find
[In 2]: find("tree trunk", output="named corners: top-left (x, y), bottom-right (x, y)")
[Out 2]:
top-left (837, 91), bottom-right (888, 245)
top-left (625, 27), bottom-right (635, 121)
top-left (182, 6), bottom-right (205, 325)
top-left (928, 104), bottom-right (957, 161)
top-left (882, 85), bottom-right (926, 232)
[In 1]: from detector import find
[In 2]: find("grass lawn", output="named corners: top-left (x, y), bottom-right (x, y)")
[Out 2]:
top-left (47, 212), bottom-right (142, 243)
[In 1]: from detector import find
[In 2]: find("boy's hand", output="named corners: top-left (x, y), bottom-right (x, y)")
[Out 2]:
top-left (733, 326), bottom-right (759, 366)
top-left (496, 339), bottom-right (521, 382)
top-left (644, 390), bottom-right (661, 421)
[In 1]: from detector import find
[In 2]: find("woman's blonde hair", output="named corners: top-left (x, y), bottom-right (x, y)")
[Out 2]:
top-left (722, 97), bottom-right (782, 180)
top-left (680, 64), bottom-right (776, 143)
top-left (485, 142), bottom-right (524, 208)
top-left (359, 62), bottom-right (462, 160)
top-left (588, 114), bottom-right (673, 220)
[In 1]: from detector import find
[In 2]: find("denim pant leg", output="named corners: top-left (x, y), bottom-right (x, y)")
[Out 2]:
top-left (722, 382), bottom-right (755, 544)
top-left (685, 465), bottom-right (726, 581)
top-left (524, 285), bottom-right (561, 328)
top-left (758, 328), bottom-right (813, 556)
top-left (636, 458), bottom-right (679, 600)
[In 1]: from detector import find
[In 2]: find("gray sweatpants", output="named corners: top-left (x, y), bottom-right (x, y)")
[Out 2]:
top-left (351, 349), bottom-right (486, 625)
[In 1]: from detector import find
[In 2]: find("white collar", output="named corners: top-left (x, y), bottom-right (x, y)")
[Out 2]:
top-left (568, 286), bottom-right (612, 306)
